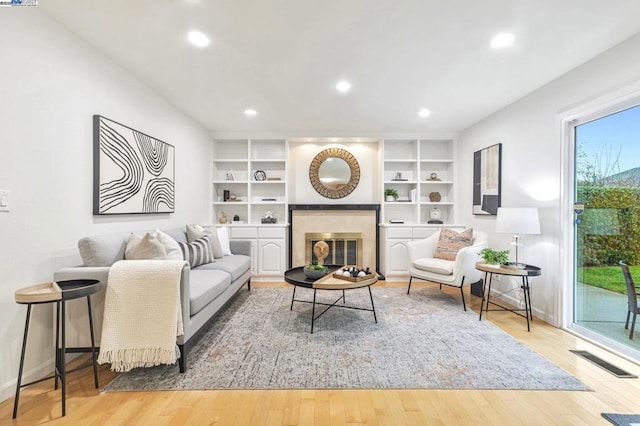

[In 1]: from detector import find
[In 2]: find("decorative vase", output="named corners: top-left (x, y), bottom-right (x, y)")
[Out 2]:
top-left (386, 195), bottom-right (395, 202)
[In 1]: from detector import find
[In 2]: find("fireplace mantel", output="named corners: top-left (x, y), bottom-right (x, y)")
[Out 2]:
top-left (288, 204), bottom-right (381, 274)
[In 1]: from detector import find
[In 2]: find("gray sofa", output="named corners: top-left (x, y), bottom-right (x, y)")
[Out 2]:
top-left (54, 227), bottom-right (251, 373)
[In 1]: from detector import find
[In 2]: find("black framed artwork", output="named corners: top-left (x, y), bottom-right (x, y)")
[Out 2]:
top-left (473, 143), bottom-right (502, 215)
top-left (93, 115), bottom-right (175, 215)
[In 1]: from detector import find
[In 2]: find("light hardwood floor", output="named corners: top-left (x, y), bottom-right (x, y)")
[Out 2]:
top-left (2, 281), bottom-right (639, 425)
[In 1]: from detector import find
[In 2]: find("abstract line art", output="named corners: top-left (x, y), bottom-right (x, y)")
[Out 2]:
top-left (93, 115), bottom-right (175, 215)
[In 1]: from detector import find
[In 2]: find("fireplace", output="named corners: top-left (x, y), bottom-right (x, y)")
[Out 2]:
top-left (305, 232), bottom-right (363, 266)
top-left (288, 204), bottom-right (381, 273)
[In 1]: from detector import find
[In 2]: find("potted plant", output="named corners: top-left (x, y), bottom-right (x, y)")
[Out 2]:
top-left (303, 263), bottom-right (328, 279)
top-left (384, 188), bottom-right (399, 202)
top-left (479, 248), bottom-right (510, 267)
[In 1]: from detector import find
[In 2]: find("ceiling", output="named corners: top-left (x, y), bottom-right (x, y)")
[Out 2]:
top-left (41, 0), bottom-right (640, 136)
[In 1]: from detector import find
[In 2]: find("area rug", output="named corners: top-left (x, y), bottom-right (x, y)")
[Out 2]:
top-left (602, 413), bottom-right (640, 426)
top-left (103, 287), bottom-right (588, 391)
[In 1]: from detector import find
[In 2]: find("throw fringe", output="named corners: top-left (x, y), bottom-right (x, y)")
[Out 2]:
top-left (99, 346), bottom-right (181, 372)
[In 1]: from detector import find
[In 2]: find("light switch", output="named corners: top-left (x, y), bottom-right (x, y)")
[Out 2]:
top-left (0, 189), bottom-right (10, 212)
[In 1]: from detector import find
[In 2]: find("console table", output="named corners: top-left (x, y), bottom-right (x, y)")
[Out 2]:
top-left (475, 262), bottom-right (541, 331)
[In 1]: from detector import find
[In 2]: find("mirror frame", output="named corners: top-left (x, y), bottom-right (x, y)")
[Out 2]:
top-left (309, 148), bottom-right (360, 199)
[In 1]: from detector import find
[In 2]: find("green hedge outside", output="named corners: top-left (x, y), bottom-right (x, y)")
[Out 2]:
top-left (576, 186), bottom-right (640, 266)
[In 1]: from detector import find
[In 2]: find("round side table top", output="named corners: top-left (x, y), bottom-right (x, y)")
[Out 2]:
top-left (475, 262), bottom-right (541, 277)
top-left (15, 279), bottom-right (100, 304)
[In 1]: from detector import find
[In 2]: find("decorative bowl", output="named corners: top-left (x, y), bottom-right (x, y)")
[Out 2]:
top-left (303, 266), bottom-right (328, 279)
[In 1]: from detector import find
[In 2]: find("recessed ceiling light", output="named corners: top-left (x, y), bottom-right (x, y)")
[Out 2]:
top-left (244, 109), bottom-right (257, 117)
top-left (418, 109), bottom-right (432, 118)
top-left (490, 32), bottom-right (515, 49)
top-left (187, 30), bottom-right (210, 48)
top-left (336, 80), bottom-right (351, 93)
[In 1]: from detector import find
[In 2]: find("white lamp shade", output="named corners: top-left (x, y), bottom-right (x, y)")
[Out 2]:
top-left (495, 207), bottom-right (541, 235)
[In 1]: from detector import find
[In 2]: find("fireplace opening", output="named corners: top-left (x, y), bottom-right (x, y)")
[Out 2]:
top-left (305, 232), bottom-right (363, 266)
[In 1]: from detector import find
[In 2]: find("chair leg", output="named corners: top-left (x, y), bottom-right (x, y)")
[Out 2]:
top-left (625, 310), bottom-right (630, 329)
top-left (460, 286), bottom-right (467, 311)
top-left (407, 277), bottom-right (412, 294)
top-left (630, 312), bottom-right (637, 340)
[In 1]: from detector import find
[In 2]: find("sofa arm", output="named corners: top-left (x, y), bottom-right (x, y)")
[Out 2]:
top-left (54, 266), bottom-right (111, 287)
top-left (230, 240), bottom-right (251, 257)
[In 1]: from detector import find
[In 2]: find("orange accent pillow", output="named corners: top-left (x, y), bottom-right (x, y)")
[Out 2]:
top-left (433, 228), bottom-right (473, 261)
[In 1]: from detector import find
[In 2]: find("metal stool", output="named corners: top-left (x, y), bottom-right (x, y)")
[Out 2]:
top-left (13, 279), bottom-right (101, 418)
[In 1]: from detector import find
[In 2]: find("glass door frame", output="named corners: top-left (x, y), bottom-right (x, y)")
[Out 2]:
top-left (559, 85), bottom-right (640, 362)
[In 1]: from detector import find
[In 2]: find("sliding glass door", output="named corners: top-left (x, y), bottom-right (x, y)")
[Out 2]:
top-left (572, 104), bottom-right (640, 358)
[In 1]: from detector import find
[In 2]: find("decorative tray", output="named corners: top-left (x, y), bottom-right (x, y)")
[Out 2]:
top-left (332, 271), bottom-right (376, 282)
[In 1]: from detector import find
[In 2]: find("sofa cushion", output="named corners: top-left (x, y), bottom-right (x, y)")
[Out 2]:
top-left (433, 228), bottom-right (473, 261)
top-left (189, 269), bottom-right (231, 316)
top-left (163, 227), bottom-right (188, 244)
top-left (186, 224), bottom-right (224, 259)
top-left (156, 230), bottom-right (184, 260)
top-left (79, 232), bottom-right (131, 266)
top-left (195, 254), bottom-right (250, 282)
top-left (124, 232), bottom-right (167, 260)
top-left (179, 236), bottom-right (213, 268)
top-left (412, 258), bottom-right (455, 275)
top-left (217, 226), bottom-right (232, 256)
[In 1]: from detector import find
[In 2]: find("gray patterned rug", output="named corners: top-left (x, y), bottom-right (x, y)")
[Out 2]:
top-left (103, 286), bottom-right (588, 391)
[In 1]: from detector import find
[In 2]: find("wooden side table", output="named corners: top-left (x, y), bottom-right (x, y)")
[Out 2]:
top-left (13, 279), bottom-right (101, 418)
top-left (475, 262), bottom-right (541, 331)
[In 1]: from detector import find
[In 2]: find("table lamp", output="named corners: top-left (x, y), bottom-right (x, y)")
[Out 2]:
top-left (495, 207), bottom-right (540, 268)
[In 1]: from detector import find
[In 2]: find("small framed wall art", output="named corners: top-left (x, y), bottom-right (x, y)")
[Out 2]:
top-left (472, 143), bottom-right (501, 215)
top-left (93, 115), bottom-right (175, 215)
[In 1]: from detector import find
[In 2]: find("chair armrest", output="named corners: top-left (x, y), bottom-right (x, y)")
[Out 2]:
top-left (407, 235), bottom-right (439, 262)
top-left (452, 242), bottom-right (487, 284)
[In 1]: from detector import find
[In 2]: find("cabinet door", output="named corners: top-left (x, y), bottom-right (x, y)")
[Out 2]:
top-left (384, 239), bottom-right (411, 278)
top-left (257, 239), bottom-right (285, 277)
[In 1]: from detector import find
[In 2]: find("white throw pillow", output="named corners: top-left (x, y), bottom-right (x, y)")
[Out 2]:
top-left (217, 226), bottom-right (232, 256)
top-left (124, 233), bottom-right (167, 260)
top-left (155, 229), bottom-right (184, 261)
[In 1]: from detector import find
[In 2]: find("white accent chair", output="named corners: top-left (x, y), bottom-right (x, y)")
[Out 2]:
top-left (406, 230), bottom-right (488, 310)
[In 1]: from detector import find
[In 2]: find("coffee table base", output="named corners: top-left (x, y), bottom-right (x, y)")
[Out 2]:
top-left (290, 286), bottom-right (377, 334)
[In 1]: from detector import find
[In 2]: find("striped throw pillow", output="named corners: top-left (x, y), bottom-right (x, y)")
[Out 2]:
top-left (178, 236), bottom-right (213, 267)
top-left (433, 228), bottom-right (473, 261)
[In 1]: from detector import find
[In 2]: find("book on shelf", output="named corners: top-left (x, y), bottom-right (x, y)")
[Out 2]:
top-left (389, 219), bottom-right (404, 224)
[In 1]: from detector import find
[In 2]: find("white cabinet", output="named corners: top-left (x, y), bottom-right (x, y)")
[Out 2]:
top-left (382, 227), bottom-right (412, 279)
top-left (229, 225), bottom-right (287, 280)
top-left (257, 239), bottom-right (286, 277)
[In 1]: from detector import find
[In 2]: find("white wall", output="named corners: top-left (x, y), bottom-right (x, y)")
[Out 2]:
top-left (0, 10), bottom-right (211, 402)
top-left (457, 33), bottom-right (640, 325)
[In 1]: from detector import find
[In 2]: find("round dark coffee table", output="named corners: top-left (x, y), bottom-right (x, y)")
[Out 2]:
top-left (284, 265), bottom-right (378, 333)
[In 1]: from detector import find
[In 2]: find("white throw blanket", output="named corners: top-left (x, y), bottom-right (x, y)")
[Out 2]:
top-left (98, 259), bottom-right (187, 372)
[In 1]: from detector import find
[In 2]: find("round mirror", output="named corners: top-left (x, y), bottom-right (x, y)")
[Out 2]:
top-left (309, 148), bottom-right (360, 199)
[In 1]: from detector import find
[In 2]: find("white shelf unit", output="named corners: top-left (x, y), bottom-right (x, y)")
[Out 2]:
top-left (212, 139), bottom-right (288, 225)
top-left (382, 138), bottom-right (455, 225)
